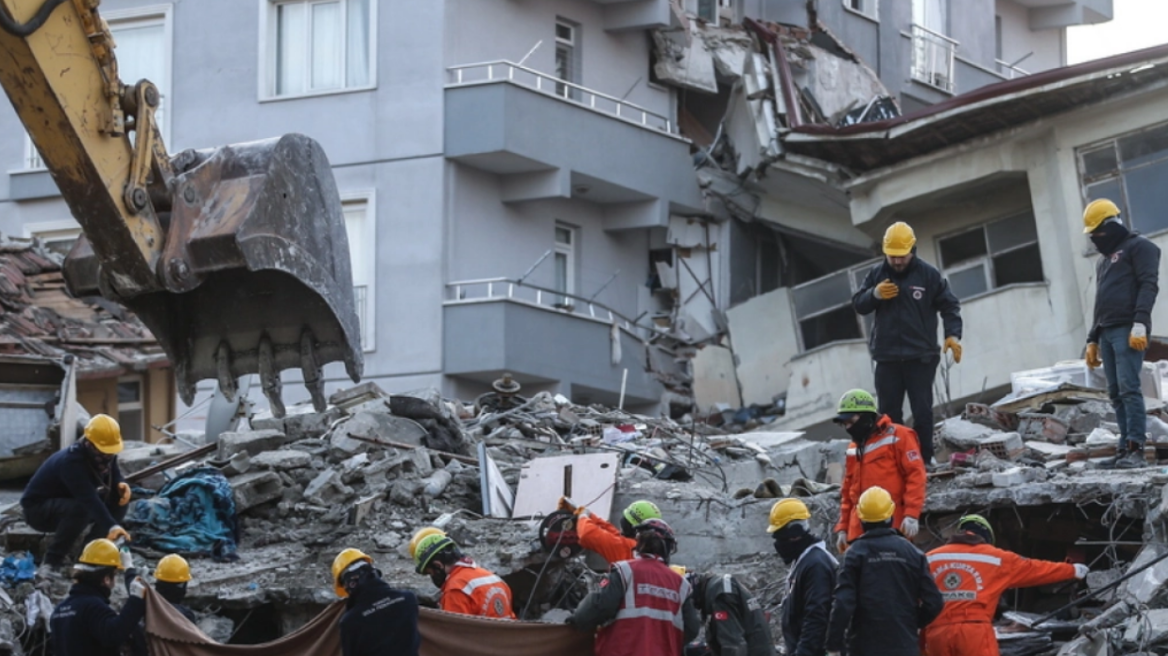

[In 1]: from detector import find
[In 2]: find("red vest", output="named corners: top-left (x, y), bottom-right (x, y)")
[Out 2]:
top-left (594, 557), bottom-right (690, 656)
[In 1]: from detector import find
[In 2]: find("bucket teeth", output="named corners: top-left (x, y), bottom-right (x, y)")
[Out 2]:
top-left (216, 341), bottom-right (236, 402)
top-left (258, 334), bottom-right (285, 418)
top-left (301, 329), bottom-right (326, 412)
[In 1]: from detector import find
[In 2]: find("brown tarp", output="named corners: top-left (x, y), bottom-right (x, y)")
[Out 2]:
top-left (143, 591), bottom-right (594, 656)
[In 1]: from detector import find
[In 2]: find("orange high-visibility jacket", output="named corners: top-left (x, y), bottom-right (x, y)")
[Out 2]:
top-left (835, 415), bottom-right (927, 541)
top-left (923, 541), bottom-right (1076, 656)
top-left (577, 513), bottom-right (636, 564)
top-left (439, 561), bottom-right (517, 619)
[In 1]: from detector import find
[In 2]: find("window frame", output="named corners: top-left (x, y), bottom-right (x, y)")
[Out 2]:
top-left (116, 375), bottom-right (145, 444)
top-left (24, 220), bottom-right (82, 257)
top-left (935, 211), bottom-right (1044, 301)
top-left (843, 0), bottom-right (879, 21)
top-left (1076, 121), bottom-right (1168, 238)
top-left (553, 222), bottom-right (577, 303)
top-left (790, 257), bottom-right (880, 352)
top-left (554, 18), bottom-right (579, 100)
top-left (340, 190), bottom-right (377, 352)
top-left (258, 0), bottom-right (378, 102)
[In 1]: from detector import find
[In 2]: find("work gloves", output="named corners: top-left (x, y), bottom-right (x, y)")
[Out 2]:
top-left (834, 531), bottom-right (848, 553)
top-left (118, 482), bottom-right (132, 507)
top-left (943, 337), bottom-right (962, 364)
top-left (1074, 563), bottom-right (1090, 580)
top-left (1086, 343), bottom-right (1102, 369)
top-left (901, 517), bottom-right (920, 539)
top-left (107, 525), bottom-right (131, 544)
top-left (873, 279), bottom-right (899, 300)
top-left (129, 577), bottom-right (147, 599)
top-left (1130, 323), bottom-right (1149, 351)
top-left (120, 548), bottom-right (135, 572)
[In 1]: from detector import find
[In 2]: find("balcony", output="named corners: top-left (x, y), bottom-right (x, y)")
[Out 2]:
top-left (1010, 0), bottom-right (1112, 29)
top-left (442, 278), bottom-right (670, 407)
top-left (910, 24), bottom-right (957, 94)
top-left (444, 61), bottom-right (703, 231)
top-left (584, 0), bottom-right (672, 32)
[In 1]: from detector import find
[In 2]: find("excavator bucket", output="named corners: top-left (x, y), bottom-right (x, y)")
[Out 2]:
top-left (63, 134), bottom-right (363, 417)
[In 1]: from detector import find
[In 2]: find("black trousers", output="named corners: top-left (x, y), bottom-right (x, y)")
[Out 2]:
top-left (874, 357), bottom-right (939, 464)
top-left (23, 497), bottom-right (126, 566)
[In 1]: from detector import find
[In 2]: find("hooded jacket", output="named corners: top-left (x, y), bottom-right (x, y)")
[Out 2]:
top-left (1088, 230), bottom-right (1160, 343)
top-left (853, 256), bottom-right (962, 362)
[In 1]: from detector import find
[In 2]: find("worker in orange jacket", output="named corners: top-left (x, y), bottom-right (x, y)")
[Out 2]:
top-left (832, 389), bottom-right (927, 550)
top-left (558, 497), bottom-right (663, 565)
top-left (413, 533), bottom-right (516, 619)
top-left (924, 514), bottom-right (1088, 656)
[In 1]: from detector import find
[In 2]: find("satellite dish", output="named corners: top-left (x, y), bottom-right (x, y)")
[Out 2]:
top-left (205, 376), bottom-right (254, 443)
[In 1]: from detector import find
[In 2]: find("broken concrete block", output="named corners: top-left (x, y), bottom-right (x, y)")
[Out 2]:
top-left (979, 432), bottom-right (1024, 461)
top-left (1124, 609), bottom-right (1168, 646)
top-left (989, 466), bottom-right (1045, 487)
top-left (422, 469), bottom-right (452, 497)
top-left (1124, 544), bottom-right (1168, 605)
top-left (231, 471), bottom-right (284, 512)
top-left (303, 469), bottom-right (352, 506)
top-left (329, 382), bottom-right (390, 411)
top-left (389, 478), bottom-right (423, 507)
top-left (250, 450), bottom-right (310, 471)
top-left (221, 451), bottom-right (251, 476)
top-left (1017, 413), bottom-right (1069, 444)
top-left (937, 417), bottom-right (1001, 451)
top-left (218, 429), bottom-right (289, 460)
top-left (349, 494), bottom-right (380, 526)
top-left (198, 616), bottom-right (234, 643)
top-left (329, 412), bottom-right (429, 460)
top-left (1025, 441), bottom-right (1074, 461)
top-left (283, 406), bottom-right (344, 440)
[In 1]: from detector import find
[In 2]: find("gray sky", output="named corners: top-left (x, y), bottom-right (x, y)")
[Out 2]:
top-left (1067, 0), bottom-right (1168, 64)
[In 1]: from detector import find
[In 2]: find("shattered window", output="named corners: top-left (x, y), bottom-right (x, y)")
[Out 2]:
top-left (937, 211), bottom-right (1043, 300)
top-left (1078, 121), bottom-right (1168, 235)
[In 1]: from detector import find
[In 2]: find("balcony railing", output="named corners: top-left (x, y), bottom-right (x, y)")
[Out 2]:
top-left (994, 59), bottom-right (1031, 80)
top-left (910, 24), bottom-right (958, 93)
top-left (446, 61), bottom-right (678, 135)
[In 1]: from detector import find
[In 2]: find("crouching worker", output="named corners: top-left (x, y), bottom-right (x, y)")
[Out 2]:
top-left (334, 548), bottom-right (420, 656)
top-left (567, 519), bottom-right (700, 656)
top-left (413, 532), bottom-right (516, 619)
top-left (50, 538), bottom-right (146, 656)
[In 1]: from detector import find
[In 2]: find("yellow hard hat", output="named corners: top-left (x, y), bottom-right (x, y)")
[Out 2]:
top-left (408, 527), bottom-right (446, 560)
top-left (77, 538), bottom-right (122, 569)
top-left (669, 565), bottom-right (687, 576)
top-left (84, 414), bottom-right (123, 454)
top-left (767, 498), bottom-right (811, 533)
top-left (1083, 199), bottom-right (1121, 234)
top-left (856, 486), bottom-right (895, 523)
top-left (882, 222), bottom-right (916, 257)
top-left (154, 554), bottom-right (191, 583)
top-left (331, 548), bottom-right (373, 598)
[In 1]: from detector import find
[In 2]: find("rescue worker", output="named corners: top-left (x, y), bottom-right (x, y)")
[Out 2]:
top-left (769, 498), bottom-right (835, 656)
top-left (22, 414), bottom-right (132, 577)
top-left (924, 514), bottom-right (1088, 656)
top-left (1082, 199), bottom-right (1161, 469)
top-left (567, 519), bottom-right (700, 656)
top-left (408, 526), bottom-right (445, 561)
top-left (686, 569), bottom-right (774, 656)
top-left (333, 548), bottom-right (420, 656)
top-left (413, 533), bottom-right (516, 619)
top-left (153, 554), bottom-right (197, 622)
top-left (832, 389), bottom-right (927, 551)
top-left (826, 487), bottom-right (942, 656)
top-left (853, 221), bottom-right (962, 465)
top-left (558, 497), bottom-right (662, 564)
top-left (49, 538), bottom-right (147, 656)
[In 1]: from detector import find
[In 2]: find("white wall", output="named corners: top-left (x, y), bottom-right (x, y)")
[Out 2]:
top-left (996, 0), bottom-right (1066, 73)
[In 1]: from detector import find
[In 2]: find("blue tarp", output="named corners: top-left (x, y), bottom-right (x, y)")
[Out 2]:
top-left (0, 552), bottom-right (36, 587)
top-left (125, 467), bottom-right (239, 561)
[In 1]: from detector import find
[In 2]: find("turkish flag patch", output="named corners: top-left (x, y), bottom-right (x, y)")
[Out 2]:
top-left (714, 611), bottom-right (729, 621)
top-left (907, 450), bottom-right (920, 461)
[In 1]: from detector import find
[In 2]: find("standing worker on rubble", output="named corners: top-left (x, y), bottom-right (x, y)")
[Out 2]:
top-left (50, 538), bottom-right (147, 656)
top-left (769, 498), bottom-right (836, 656)
top-left (413, 532), bottom-right (517, 619)
top-left (559, 497), bottom-right (664, 564)
top-left (333, 548), bottom-right (420, 656)
top-left (924, 514), bottom-right (1088, 656)
top-left (853, 221), bottom-right (963, 466)
top-left (832, 389), bottom-right (927, 551)
top-left (1082, 199), bottom-right (1161, 469)
top-left (22, 414), bottom-right (133, 578)
top-left (567, 519), bottom-right (700, 656)
top-left (683, 567), bottom-right (774, 656)
top-left (826, 487), bottom-right (942, 656)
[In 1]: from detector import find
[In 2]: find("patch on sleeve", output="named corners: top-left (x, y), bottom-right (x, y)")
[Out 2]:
top-left (714, 611), bottom-right (729, 621)
top-left (599, 578), bottom-right (609, 588)
top-left (907, 450), bottom-right (921, 461)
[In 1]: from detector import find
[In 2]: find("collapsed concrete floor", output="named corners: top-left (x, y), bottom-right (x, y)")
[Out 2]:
top-left (2, 380), bottom-right (1168, 655)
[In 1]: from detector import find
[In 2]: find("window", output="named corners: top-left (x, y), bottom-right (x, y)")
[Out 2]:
top-left (937, 212), bottom-right (1044, 300)
top-left (553, 223), bottom-right (576, 305)
top-left (555, 20), bottom-right (579, 100)
top-left (1078, 122), bottom-right (1168, 235)
top-left (31, 227), bottom-right (81, 258)
top-left (845, 0), bottom-right (878, 19)
top-left (342, 194), bottom-right (375, 351)
top-left (265, 0), bottom-right (374, 98)
top-left (23, 10), bottom-right (170, 169)
top-left (117, 377), bottom-right (144, 444)
top-left (910, 0), bottom-right (955, 92)
top-left (791, 259), bottom-right (880, 351)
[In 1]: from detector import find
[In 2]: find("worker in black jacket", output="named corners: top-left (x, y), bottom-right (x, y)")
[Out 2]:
top-left (853, 222), bottom-right (962, 465)
top-left (50, 539), bottom-right (147, 656)
top-left (1082, 199), bottom-right (1161, 469)
top-left (826, 487), bottom-right (942, 656)
top-left (332, 548), bottom-right (420, 656)
top-left (685, 569), bottom-right (773, 656)
top-left (22, 414), bottom-right (132, 575)
top-left (769, 498), bottom-right (835, 656)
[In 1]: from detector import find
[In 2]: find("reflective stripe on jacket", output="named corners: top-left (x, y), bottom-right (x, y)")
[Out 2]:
top-left (836, 415), bottom-right (927, 541)
top-left (595, 558), bottom-right (691, 656)
top-left (439, 561), bottom-right (516, 619)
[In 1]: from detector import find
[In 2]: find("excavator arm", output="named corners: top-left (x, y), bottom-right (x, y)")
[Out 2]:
top-left (0, 0), bottom-right (363, 416)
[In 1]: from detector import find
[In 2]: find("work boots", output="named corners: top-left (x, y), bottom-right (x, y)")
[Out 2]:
top-left (1113, 446), bottom-right (1148, 470)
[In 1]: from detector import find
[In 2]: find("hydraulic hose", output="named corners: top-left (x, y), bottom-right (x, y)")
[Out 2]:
top-left (0, 0), bottom-right (68, 37)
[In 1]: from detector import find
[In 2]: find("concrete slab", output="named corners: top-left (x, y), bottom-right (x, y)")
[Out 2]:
top-left (726, 288), bottom-right (797, 406)
top-left (230, 471), bottom-right (284, 512)
top-left (218, 430), bottom-right (289, 460)
top-left (692, 345), bottom-right (741, 413)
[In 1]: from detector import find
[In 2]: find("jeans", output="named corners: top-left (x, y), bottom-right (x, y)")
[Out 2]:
top-left (874, 357), bottom-right (939, 464)
top-left (23, 497), bottom-right (126, 566)
top-left (1098, 324), bottom-right (1147, 451)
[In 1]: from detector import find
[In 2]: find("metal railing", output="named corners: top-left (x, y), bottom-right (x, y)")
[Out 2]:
top-left (910, 24), bottom-right (958, 93)
top-left (446, 60), bottom-right (677, 134)
top-left (444, 277), bottom-right (651, 336)
top-left (353, 284), bottom-right (368, 348)
top-left (994, 59), bottom-right (1030, 80)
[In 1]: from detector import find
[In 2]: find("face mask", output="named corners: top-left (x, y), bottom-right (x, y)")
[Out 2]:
top-left (773, 525), bottom-right (811, 564)
top-left (846, 414), bottom-right (876, 442)
top-left (428, 567), bottom-right (447, 589)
